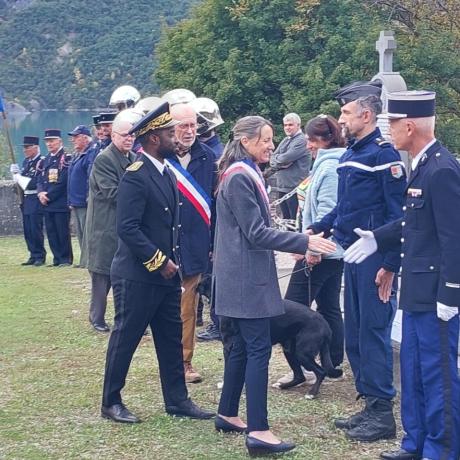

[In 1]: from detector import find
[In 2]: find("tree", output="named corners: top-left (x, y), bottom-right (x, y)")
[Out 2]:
top-left (155, 0), bottom-right (460, 152)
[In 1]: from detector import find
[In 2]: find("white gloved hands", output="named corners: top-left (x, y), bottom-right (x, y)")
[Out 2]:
top-left (437, 302), bottom-right (459, 322)
top-left (343, 228), bottom-right (378, 264)
top-left (10, 163), bottom-right (20, 176)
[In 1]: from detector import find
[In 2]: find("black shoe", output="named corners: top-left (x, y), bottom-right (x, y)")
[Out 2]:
top-left (166, 398), bottom-right (215, 420)
top-left (335, 395), bottom-right (369, 430)
top-left (346, 397), bottom-right (396, 442)
top-left (92, 322), bottom-right (110, 333)
top-left (380, 449), bottom-right (422, 460)
top-left (33, 260), bottom-right (45, 266)
top-left (21, 259), bottom-right (34, 266)
top-left (245, 436), bottom-right (296, 457)
top-left (197, 323), bottom-right (221, 342)
top-left (101, 403), bottom-right (140, 423)
top-left (215, 415), bottom-right (247, 433)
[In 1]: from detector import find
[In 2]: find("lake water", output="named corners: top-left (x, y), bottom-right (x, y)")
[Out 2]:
top-left (1, 110), bottom-right (94, 162)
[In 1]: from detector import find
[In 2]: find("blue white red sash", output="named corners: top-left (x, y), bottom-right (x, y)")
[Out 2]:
top-left (222, 160), bottom-right (270, 207)
top-left (165, 158), bottom-right (212, 227)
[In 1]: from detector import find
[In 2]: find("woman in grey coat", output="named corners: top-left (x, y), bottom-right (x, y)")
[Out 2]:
top-left (213, 116), bottom-right (336, 456)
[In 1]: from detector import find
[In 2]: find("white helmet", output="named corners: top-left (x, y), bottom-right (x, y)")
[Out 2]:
top-left (162, 88), bottom-right (196, 106)
top-left (114, 108), bottom-right (144, 126)
top-left (135, 96), bottom-right (163, 115)
top-left (189, 97), bottom-right (224, 135)
top-left (109, 85), bottom-right (141, 110)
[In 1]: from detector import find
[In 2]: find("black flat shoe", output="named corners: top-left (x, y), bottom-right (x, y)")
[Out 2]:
top-left (92, 322), bottom-right (110, 333)
top-left (380, 449), bottom-right (421, 460)
top-left (33, 260), bottom-right (45, 266)
top-left (101, 403), bottom-right (140, 423)
top-left (215, 415), bottom-right (247, 433)
top-left (246, 436), bottom-right (296, 457)
top-left (21, 259), bottom-right (34, 266)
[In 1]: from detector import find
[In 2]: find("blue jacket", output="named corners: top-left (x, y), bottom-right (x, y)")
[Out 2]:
top-left (310, 128), bottom-right (406, 272)
top-left (302, 147), bottom-right (345, 259)
top-left (374, 140), bottom-right (460, 312)
top-left (203, 134), bottom-right (224, 159)
top-left (67, 143), bottom-right (97, 207)
top-left (37, 147), bottom-right (72, 212)
top-left (21, 153), bottom-right (43, 215)
top-left (172, 140), bottom-right (216, 276)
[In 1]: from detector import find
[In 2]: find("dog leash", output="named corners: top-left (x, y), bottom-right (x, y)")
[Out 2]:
top-left (277, 260), bottom-right (313, 306)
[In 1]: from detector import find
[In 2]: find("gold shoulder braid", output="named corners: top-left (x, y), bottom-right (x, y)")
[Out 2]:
top-left (143, 249), bottom-right (167, 272)
top-left (126, 161), bottom-right (143, 172)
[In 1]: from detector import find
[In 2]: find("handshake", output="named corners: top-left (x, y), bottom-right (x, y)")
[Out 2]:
top-left (344, 228), bottom-right (458, 322)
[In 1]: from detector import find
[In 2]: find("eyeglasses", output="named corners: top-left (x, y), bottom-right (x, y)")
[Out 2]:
top-left (113, 131), bottom-right (135, 139)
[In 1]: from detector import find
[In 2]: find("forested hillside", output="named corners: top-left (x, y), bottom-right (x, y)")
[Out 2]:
top-left (0, 0), bottom-right (198, 109)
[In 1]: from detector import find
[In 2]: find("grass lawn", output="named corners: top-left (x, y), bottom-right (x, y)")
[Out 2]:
top-left (0, 236), bottom-right (402, 459)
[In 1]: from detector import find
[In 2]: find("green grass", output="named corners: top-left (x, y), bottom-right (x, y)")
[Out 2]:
top-left (0, 236), bottom-right (402, 459)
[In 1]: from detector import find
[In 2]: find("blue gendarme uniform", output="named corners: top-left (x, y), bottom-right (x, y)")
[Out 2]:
top-left (311, 127), bottom-right (407, 400)
top-left (37, 147), bottom-right (73, 265)
top-left (20, 153), bottom-right (46, 263)
top-left (375, 140), bottom-right (460, 460)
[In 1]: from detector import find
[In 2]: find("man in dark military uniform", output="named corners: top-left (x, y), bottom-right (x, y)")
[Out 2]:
top-left (10, 136), bottom-right (46, 266)
top-left (101, 101), bottom-right (215, 423)
top-left (37, 129), bottom-right (73, 266)
top-left (91, 115), bottom-right (105, 156)
top-left (309, 81), bottom-right (407, 442)
top-left (345, 91), bottom-right (460, 460)
top-left (98, 112), bottom-right (116, 151)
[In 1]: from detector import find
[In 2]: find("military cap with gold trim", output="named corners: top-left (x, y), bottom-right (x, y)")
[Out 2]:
top-left (129, 100), bottom-right (179, 137)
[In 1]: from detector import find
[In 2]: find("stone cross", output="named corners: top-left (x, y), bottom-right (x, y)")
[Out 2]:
top-left (376, 30), bottom-right (397, 73)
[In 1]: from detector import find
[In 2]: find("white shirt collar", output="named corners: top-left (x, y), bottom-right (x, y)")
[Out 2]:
top-left (144, 153), bottom-right (165, 175)
top-left (411, 138), bottom-right (437, 170)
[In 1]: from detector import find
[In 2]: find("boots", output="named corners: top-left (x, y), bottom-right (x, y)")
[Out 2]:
top-left (346, 397), bottom-right (396, 442)
top-left (334, 395), bottom-right (369, 430)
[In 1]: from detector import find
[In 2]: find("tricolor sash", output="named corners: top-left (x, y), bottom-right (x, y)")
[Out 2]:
top-left (165, 158), bottom-right (212, 227)
top-left (222, 160), bottom-right (270, 208)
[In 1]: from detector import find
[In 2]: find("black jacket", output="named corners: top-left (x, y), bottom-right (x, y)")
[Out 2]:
top-left (374, 140), bottom-right (460, 312)
top-left (110, 154), bottom-right (181, 286)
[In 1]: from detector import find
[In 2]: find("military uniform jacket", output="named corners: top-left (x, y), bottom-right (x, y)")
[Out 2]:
top-left (374, 140), bottom-right (460, 312)
top-left (20, 153), bottom-right (43, 215)
top-left (110, 154), bottom-right (181, 286)
top-left (84, 143), bottom-right (136, 274)
top-left (37, 147), bottom-right (72, 212)
top-left (311, 128), bottom-right (406, 272)
top-left (214, 161), bottom-right (308, 319)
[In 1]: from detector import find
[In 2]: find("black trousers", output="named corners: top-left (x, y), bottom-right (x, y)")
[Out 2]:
top-left (279, 191), bottom-right (298, 220)
top-left (285, 258), bottom-right (344, 367)
top-left (102, 276), bottom-right (188, 408)
top-left (218, 317), bottom-right (271, 432)
top-left (89, 271), bottom-right (111, 325)
top-left (44, 211), bottom-right (72, 265)
top-left (22, 210), bottom-right (46, 262)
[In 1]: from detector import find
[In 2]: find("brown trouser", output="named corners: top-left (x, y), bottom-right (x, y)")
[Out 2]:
top-left (181, 274), bottom-right (202, 363)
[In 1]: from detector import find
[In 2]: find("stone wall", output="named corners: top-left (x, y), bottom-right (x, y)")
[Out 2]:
top-left (0, 180), bottom-right (23, 235)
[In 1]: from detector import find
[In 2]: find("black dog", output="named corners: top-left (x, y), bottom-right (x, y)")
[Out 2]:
top-left (220, 299), bottom-right (342, 399)
top-left (270, 299), bottom-right (343, 398)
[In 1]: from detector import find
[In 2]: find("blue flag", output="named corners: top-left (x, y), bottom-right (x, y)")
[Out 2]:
top-left (0, 95), bottom-right (4, 113)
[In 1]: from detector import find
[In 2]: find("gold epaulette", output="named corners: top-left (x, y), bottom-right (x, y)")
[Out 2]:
top-left (143, 249), bottom-right (167, 272)
top-left (126, 161), bottom-right (143, 172)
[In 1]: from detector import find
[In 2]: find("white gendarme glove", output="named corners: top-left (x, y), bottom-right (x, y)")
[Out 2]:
top-left (437, 302), bottom-right (459, 322)
top-left (343, 228), bottom-right (378, 264)
top-left (10, 163), bottom-right (20, 176)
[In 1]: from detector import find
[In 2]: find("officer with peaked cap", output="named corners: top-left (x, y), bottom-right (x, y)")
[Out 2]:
top-left (101, 101), bottom-right (215, 423)
top-left (37, 129), bottom-right (73, 266)
top-left (344, 91), bottom-right (460, 460)
top-left (98, 112), bottom-right (117, 150)
top-left (308, 80), bottom-right (407, 442)
top-left (10, 136), bottom-right (46, 266)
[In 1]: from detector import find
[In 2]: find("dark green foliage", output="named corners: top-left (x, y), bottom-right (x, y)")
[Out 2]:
top-left (0, 0), bottom-right (198, 109)
top-left (155, 0), bottom-right (460, 152)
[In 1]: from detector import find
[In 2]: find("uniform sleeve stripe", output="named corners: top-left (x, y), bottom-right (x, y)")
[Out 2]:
top-left (337, 160), bottom-right (406, 173)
